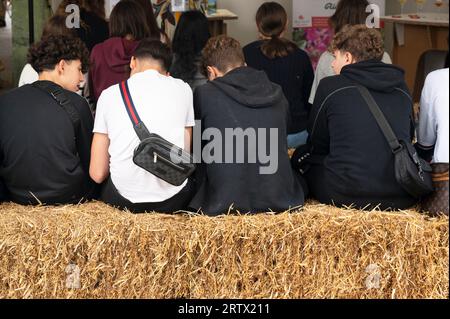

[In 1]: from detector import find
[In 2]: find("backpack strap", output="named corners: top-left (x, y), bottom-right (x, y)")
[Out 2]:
top-left (32, 81), bottom-right (81, 134)
top-left (119, 80), bottom-right (151, 141)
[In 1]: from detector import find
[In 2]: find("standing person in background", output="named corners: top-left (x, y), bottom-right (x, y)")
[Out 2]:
top-left (56, 0), bottom-right (109, 52)
top-left (170, 10), bottom-right (210, 91)
top-left (89, 0), bottom-right (151, 103)
top-left (309, 0), bottom-right (392, 104)
top-left (130, 0), bottom-right (170, 44)
top-left (0, 0), bottom-right (6, 28)
top-left (244, 2), bottom-right (314, 149)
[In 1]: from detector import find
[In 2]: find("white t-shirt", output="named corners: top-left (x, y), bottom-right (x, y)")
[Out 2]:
top-left (94, 69), bottom-right (195, 203)
top-left (308, 51), bottom-right (392, 104)
top-left (418, 68), bottom-right (449, 164)
top-left (18, 63), bottom-right (39, 87)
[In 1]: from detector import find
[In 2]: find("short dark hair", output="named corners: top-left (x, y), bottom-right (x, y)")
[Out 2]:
top-left (202, 36), bottom-right (245, 73)
top-left (133, 38), bottom-right (173, 71)
top-left (329, 0), bottom-right (370, 34)
top-left (27, 35), bottom-right (90, 73)
top-left (331, 25), bottom-right (384, 62)
top-left (109, 0), bottom-right (150, 41)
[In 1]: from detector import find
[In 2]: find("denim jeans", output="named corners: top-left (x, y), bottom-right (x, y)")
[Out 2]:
top-left (288, 130), bottom-right (309, 149)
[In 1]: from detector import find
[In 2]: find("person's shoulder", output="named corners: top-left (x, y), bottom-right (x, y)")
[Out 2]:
top-left (243, 40), bottom-right (262, 55)
top-left (426, 68), bottom-right (449, 84)
top-left (243, 40), bottom-right (262, 50)
top-left (0, 85), bottom-right (34, 103)
top-left (315, 74), bottom-right (353, 102)
top-left (63, 89), bottom-right (91, 112)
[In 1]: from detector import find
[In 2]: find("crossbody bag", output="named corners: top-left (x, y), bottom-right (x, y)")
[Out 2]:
top-left (119, 80), bottom-right (195, 187)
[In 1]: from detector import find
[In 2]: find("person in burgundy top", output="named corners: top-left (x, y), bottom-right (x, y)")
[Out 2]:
top-left (89, 0), bottom-right (153, 103)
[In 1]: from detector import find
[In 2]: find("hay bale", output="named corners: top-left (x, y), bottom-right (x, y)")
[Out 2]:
top-left (0, 202), bottom-right (447, 299)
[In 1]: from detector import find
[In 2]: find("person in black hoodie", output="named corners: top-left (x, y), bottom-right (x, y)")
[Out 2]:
top-left (297, 25), bottom-right (417, 210)
top-left (189, 36), bottom-right (306, 216)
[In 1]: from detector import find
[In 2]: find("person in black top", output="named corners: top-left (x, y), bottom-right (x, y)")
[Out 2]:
top-left (189, 36), bottom-right (306, 216)
top-left (170, 10), bottom-right (210, 91)
top-left (56, 0), bottom-right (109, 52)
top-left (243, 2), bottom-right (314, 149)
top-left (297, 25), bottom-right (417, 210)
top-left (0, 35), bottom-right (97, 205)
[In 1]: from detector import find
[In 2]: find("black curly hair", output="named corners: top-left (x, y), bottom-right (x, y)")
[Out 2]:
top-left (27, 35), bottom-right (90, 73)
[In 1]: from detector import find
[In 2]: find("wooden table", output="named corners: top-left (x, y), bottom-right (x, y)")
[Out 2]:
top-left (206, 9), bottom-right (238, 37)
top-left (382, 13), bottom-right (449, 93)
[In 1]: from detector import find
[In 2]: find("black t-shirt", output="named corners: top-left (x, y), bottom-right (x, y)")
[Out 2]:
top-left (0, 81), bottom-right (97, 205)
top-left (77, 10), bottom-right (109, 52)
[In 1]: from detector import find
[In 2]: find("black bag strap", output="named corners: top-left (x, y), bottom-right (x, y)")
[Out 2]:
top-left (356, 85), bottom-right (403, 154)
top-left (32, 81), bottom-right (81, 133)
top-left (119, 80), bottom-right (151, 141)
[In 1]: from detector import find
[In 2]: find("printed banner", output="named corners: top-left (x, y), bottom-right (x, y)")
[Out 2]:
top-left (293, 0), bottom-right (385, 28)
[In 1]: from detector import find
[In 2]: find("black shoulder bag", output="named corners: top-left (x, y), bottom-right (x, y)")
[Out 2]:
top-left (357, 85), bottom-right (433, 199)
top-left (119, 81), bottom-right (195, 187)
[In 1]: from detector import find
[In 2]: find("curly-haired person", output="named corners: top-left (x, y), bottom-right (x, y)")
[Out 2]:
top-left (0, 35), bottom-right (98, 205)
top-left (294, 25), bottom-right (417, 210)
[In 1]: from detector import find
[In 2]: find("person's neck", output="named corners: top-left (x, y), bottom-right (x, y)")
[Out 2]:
top-left (131, 65), bottom-right (167, 77)
top-left (38, 71), bottom-right (63, 88)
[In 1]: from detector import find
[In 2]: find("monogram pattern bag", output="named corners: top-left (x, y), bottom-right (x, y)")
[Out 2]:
top-left (421, 164), bottom-right (449, 217)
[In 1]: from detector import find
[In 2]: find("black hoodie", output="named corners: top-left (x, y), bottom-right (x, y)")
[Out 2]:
top-left (189, 67), bottom-right (306, 215)
top-left (305, 60), bottom-right (417, 210)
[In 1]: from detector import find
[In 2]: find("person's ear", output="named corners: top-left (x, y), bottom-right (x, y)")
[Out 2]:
top-left (207, 66), bottom-right (222, 81)
top-left (130, 56), bottom-right (137, 71)
top-left (344, 52), bottom-right (354, 64)
top-left (57, 60), bottom-right (66, 75)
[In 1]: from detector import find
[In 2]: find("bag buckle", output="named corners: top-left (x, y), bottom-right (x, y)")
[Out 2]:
top-left (392, 145), bottom-right (403, 154)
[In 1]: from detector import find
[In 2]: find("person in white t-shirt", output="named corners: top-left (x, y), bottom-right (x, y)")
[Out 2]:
top-left (90, 39), bottom-right (195, 213)
top-left (417, 68), bottom-right (449, 164)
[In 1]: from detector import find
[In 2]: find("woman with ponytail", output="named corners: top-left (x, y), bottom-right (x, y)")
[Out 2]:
top-left (243, 2), bottom-right (314, 148)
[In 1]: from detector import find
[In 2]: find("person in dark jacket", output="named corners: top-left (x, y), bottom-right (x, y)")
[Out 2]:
top-left (170, 10), bottom-right (210, 91)
top-left (89, 0), bottom-right (151, 103)
top-left (300, 25), bottom-right (417, 210)
top-left (243, 2), bottom-right (314, 148)
top-left (189, 35), bottom-right (306, 216)
top-left (0, 35), bottom-right (97, 205)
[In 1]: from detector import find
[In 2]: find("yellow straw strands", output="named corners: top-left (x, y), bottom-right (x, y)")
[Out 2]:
top-left (0, 202), bottom-right (448, 299)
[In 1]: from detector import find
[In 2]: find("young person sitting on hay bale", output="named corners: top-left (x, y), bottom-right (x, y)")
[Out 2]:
top-left (0, 35), bottom-right (98, 205)
top-left (189, 35), bottom-right (307, 216)
top-left (89, 39), bottom-right (195, 214)
top-left (416, 67), bottom-right (449, 216)
top-left (293, 25), bottom-right (417, 210)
